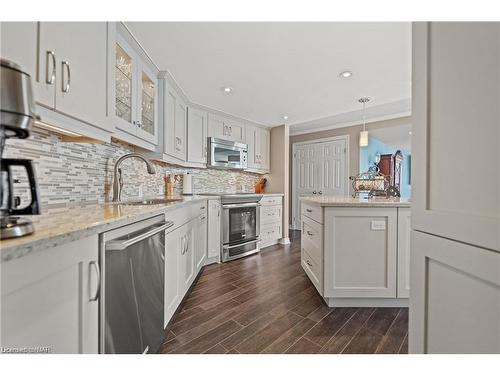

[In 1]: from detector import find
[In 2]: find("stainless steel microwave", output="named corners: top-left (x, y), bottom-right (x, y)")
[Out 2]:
top-left (208, 137), bottom-right (248, 170)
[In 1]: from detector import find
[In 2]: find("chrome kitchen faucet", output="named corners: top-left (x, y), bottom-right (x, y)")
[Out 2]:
top-left (112, 153), bottom-right (155, 202)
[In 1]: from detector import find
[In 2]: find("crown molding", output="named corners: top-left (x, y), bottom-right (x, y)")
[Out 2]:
top-left (289, 98), bottom-right (411, 135)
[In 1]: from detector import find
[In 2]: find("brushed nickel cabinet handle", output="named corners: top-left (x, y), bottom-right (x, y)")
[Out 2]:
top-left (306, 209), bottom-right (313, 213)
top-left (307, 231), bottom-right (313, 236)
top-left (46, 50), bottom-right (56, 84)
top-left (61, 61), bottom-right (71, 93)
top-left (89, 261), bottom-right (101, 302)
top-left (306, 260), bottom-right (312, 267)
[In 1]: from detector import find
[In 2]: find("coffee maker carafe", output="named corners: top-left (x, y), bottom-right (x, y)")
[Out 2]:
top-left (0, 58), bottom-right (40, 239)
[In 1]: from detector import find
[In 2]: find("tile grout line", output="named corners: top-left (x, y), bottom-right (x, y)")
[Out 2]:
top-left (339, 308), bottom-right (378, 354)
top-left (374, 308), bottom-right (402, 354)
top-left (397, 332), bottom-right (409, 354)
top-left (318, 308), bottom-right (361, 353)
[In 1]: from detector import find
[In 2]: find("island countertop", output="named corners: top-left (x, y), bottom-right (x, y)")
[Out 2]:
top-left (300, 196), bottom-right (411, 208)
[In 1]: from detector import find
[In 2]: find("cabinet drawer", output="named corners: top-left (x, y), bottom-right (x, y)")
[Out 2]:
top-left (301, 248), bottom-right (323, 295)
top-left (301, 202), bottom-right (323, 224)
top-left (261, 196), bottom-right (282, 206)
top-left (301, 216), bottom-right (323, 266)
top-left (261, 222), bottom-right (282, 240)
top-left (261, 205), bottom-right (282, 224)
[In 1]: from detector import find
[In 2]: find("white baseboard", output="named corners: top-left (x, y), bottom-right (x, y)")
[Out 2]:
top-left (279, 237), bottom-right (291, 245)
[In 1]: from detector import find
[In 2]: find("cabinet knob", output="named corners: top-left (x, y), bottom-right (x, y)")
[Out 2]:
top-left (312, 191), bottom-right (317, 195)
top-left (306, 260), bottom-right (312, 267)
top-left (318, 191), bottom-right (323, 195)
top-left (306, 209), bottom-right (313, 213)
top-left (307, 231), bottom-right (313, 236)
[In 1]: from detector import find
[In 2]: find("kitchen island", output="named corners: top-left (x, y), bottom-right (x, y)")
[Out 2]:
top-left (299, 196), bottom-right (411, 307)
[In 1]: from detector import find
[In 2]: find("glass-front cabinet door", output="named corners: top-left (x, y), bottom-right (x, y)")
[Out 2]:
top-left (115, 43), bottom-right (134, 125)
top-left (113, 32), bottom-right (158, 146)
top-left (137, 66), bottom-right (158, 144)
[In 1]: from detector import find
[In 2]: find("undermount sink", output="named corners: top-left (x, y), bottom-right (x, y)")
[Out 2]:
top-left (120, 198), bottom-right (183, 206)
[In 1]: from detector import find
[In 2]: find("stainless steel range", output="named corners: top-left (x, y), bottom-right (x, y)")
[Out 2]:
top-left (204, 193), bottom-right (263, 262)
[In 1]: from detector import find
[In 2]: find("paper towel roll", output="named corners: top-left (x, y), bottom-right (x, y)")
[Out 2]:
top-left (182, 173), bottom-right (193, 195)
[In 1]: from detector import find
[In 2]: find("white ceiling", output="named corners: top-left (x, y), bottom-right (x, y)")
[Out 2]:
top-left (126, 22), bottom-right (412, 128)
top-left (370, 123), bottom-right (412, 150)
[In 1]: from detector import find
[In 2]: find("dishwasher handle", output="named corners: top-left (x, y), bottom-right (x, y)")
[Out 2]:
top-left (105, 221), bottom-right (174, 251)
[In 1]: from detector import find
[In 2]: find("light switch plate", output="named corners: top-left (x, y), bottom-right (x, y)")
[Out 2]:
top-left (371, 220), bottom-right (386, 231)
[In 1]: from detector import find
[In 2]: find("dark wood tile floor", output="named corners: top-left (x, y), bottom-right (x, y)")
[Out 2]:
top-left (161, 230), bottom-right (408, 354)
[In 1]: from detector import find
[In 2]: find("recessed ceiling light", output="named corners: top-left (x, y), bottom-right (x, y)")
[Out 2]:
top-left (282, 115), bottom-right (289, 120)
top-left (339, 71), bottom-right (353, 78)
top-left (222, 87), bottom-right (232, 93)
top-left (409, 131), bottom-right (412, 135)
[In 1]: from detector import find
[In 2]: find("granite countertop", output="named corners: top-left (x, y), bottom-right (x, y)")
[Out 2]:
top-left (0, 195), bottom-right (219, 263)
top-left (300, 196), bottom-right (411, 208)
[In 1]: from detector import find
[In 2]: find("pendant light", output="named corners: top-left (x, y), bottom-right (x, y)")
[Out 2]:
top-left (358, 97), bottom-right (370, 147)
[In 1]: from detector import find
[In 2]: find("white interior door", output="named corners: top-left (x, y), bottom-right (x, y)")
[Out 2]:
top-left (292, 137), bottom-right (348, 230)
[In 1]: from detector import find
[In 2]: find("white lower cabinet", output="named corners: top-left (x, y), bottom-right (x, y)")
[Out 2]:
top-left (301, 216), bottom-right (324, 294)
top-left (195, 212), bottom-right (208, 272)
top-left (259, 195), bottom-right (283, 248)
top-left (164, 200), bottom-right (210, 327)
top-left (1, 235), bottom-right (100, 354)
top-left (301, 204), bottom-right (410, 306)
top-left (180, 222), bottom-right (195, 294)
top-left (164, 227), bottom-right (181, 325)
top-left (207, 199), bottom-right (221, 262)
top-left (410, 230), bottom-right (500, 354)
top-left (324, 207), bottom-right (398, 299)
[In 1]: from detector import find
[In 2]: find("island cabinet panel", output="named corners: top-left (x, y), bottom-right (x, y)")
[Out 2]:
top-left (301, 215), bottom-right (324, 295)
top-left (410, 231), bottom-right (500, 354)
top-left (323, 207), bottom-right (398, 298)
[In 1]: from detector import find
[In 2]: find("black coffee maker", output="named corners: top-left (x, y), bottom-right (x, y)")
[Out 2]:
top-left (0, 58), bottom-right (40, 239)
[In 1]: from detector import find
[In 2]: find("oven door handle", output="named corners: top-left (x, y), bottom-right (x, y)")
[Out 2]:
top-left (105, 221), bottom-right (174, 251)
top-left (223, 239), bottom-right (261, 249)
top-left (222, 203), bottom-right (261, 209)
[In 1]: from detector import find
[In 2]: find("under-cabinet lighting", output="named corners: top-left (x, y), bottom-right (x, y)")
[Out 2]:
top-left (35, 120), bottom-right (83, 137)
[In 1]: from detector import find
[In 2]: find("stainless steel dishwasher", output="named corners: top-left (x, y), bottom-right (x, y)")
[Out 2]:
top-left (100, 215), bottom-right (173, 354)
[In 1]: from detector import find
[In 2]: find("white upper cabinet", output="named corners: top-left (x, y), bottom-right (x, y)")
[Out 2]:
top-left (187, 107), bottom-right (208, 165)
top-left (112, 28), bottom-right (159, 147)
top-left (0, 22), bottom-right (38, 89)
top-left (1, 22), bottom-right (113, 139)
top-left (207, 113), bottom-right (245, 143)
top-left (412, 22), bottom-right (499, 251)
top-left (163, 81), bottom-right (187, 161)
top-left (39, 23), bottom-right (110, 131)
top-left (246, 125), bottom-right (270, 173)
top-left (259, 127), bottom-right (270, 171)
top-left (246, 125), bottom-right (258, 169)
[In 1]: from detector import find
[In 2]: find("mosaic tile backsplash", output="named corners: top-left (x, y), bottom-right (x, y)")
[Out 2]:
top-left (3, 128), bottom-right (263, 208)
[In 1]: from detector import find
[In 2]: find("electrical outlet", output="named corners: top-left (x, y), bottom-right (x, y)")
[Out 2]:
top-left (371, 220), bottom-right (386, 231)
